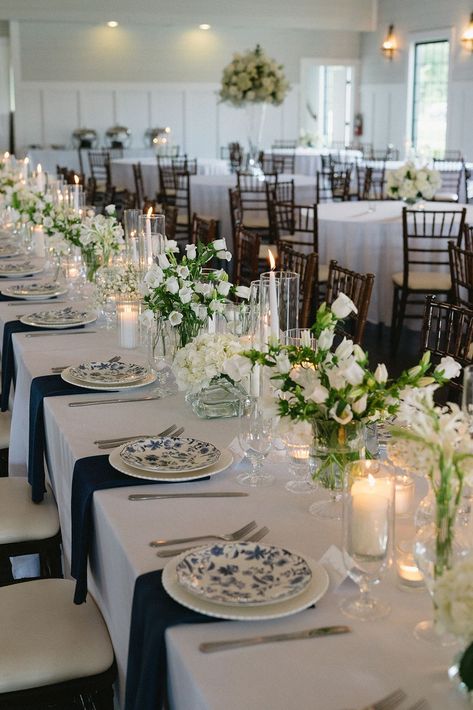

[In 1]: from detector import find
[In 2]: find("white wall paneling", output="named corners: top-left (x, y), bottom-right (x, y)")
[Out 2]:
top-left (359, 83), bottom-right (406, 154)
top-left (0, 37), bottom-right (10, 152)
top-left (185, 88), bottom-right (218, 158)
top-left (80, 90), bottom-right (115, 142)
top-left (42, 89), bottom-right (80, 147)
top-left (115, 90), bottom-right (151, 148)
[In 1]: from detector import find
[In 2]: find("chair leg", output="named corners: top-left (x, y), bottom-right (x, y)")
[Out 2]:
top-left (92, 685), bottom-right (115, 710)
top-left (391, 287), bottom-right (407, 353)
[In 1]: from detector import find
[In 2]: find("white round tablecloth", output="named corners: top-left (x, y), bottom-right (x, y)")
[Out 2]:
top-left (317, 200), bottom-right (473, 325)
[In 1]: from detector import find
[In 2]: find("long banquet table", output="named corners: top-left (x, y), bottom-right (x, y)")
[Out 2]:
top-left (317, 200), bottom-right (473, 325)
top-left (1, 293), bottom-right (465, 710)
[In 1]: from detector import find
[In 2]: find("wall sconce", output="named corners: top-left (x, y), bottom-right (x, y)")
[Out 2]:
top-left (381, 24), bottom-right (397, 60)
top-left (461, 13), bottom-right (473, 52)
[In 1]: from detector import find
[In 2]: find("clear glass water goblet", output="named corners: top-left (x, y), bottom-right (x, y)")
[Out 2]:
top-left (237, 396), bottom-right (274, 487)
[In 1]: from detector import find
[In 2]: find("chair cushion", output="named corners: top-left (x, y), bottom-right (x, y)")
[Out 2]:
top-left (0, 579), bottom-right (114, 693)
top-left (319, 263), bottom-right (329, 282)
top-left (0, 411), bottom-right (10, 449)
top-left (392, 271), bottom-right (452, 291)
top-left (243, 213), bottom-right (269, 229)
top-left (435, 192), bottom-right (459, 202)
top-left (176, 214), bottom-right (189, 225)
top-left (0, 479), bottom-right (59, 544)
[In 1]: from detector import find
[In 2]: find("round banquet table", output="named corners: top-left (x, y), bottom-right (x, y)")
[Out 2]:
top-left (111, 157), bottom-right (231, 197)
top-left (269, 147), bottom-right (362, 176)
top-left (317, 200), bottom-right (473, 326)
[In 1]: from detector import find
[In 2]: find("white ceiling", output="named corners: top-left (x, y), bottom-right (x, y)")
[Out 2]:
top-left (0, 0), bottom-right (377, 31)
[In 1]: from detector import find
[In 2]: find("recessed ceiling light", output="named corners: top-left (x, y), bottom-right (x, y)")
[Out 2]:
top-left (107, 20), bottom-right (119, 28)
top-left (199, 23), bottom-right (211, 30)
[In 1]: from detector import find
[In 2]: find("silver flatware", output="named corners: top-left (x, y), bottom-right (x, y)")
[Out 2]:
top-left (150, 520), bottom-right (257, 548)
top-left (129, 492), bottom-right (249, 501)
top-left (155, 524), bottom-right (269, 558)
top-left (199, 625), bottom-right (351, 653)
top-left (7, 300), bottom-right (68, 306)
top-left (94, 423), bottom-right (177, 446)
top-left (361, 689), bottom-right (407, 710)
top-left (69, 395), bottom-right (162, 407)
top-left (406, 701), bottom-right (430, 710)
top-left (25, 330), bottom-right (97, 338)
top-left (97, 425), bottom-right (184, 448)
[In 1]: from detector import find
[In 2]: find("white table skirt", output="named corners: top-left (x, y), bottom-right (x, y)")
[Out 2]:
top-left (1, 312), bottom-right (463, 709)
top-left (110, 157), bottom-right (231, 198)
top-left (26, 149), bottom-right (156, 179)
top-left (317, 200), bottom-right (473, 325)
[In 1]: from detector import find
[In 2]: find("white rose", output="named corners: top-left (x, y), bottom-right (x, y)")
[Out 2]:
top-left (435, 356), bottom-right (461, 380)
top-left (165, 276), bottom-right (179, 294)
top-left (235, 285), bottom-right (251, 300)
top-left (169, 311), bottom-right (183, 326)
top-left (217, 280), bottom-right (231, 297)
top-left (374, 363), bottom-right (388, 384)
top-left (185, 244), bottom-right (197, 260)
top-left (331, 293), bottom-right (358, 319)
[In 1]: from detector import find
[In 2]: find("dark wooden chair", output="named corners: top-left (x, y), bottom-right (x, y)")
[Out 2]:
top-left (221, 143), bottom-right (244, 172)
top-left (420, 295), bottom-right (473, 397)
top-left (271, 139), bottom-right (298, 150)
top-left (172, 157), bottom-right (198, 174)
top-left (390, 207), bottom-right (467, 349)
top-left (449, 241), bottom-right (473, 309)
top-left (229, 187), bottom-right (243, 245)
top-left (132, 162), bottom-right (157, 211)
top-left (326, 259), bottom-right (375, 345)
top-left (163, 204), bottom-right (178, 241)
top-left (159, 166), bottom-right (191, 244)
top-left (433, 159), bottom-right (465, 203)
top-left (234, 224), bottom-right (261, 287)
top-left (316, 167), bottom-right (351, 203)
top-left (261, 151), bottom-right (296, 174)
top-left (278, 243), bottom-right (318, 328)
top-left (88, 150), bottom-right (112, 191)
top-left (191, 213), bottom-right (218, 245)
top-left (356, 161), bottom-right (387, 200)
top-left (236, 171), bottom-right (278, 234)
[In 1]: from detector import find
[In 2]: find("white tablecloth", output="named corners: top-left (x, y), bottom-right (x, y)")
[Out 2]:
top-left (110, 157), bottom-right (231, 198)
top-left (269, 148), bottom-right (362, 176)
top-left (317, 200), bottom-right (473, 325)
top-left (26, 149), bottom-right (156, 178)
top-left (2, 303), bottom-right (465, 710)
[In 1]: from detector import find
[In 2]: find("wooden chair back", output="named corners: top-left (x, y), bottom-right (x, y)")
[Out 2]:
top-left (88, 150), bottom-right (112, 190)
top-left (278, 242), bottom-right (318, 328)
top-left (191, 213), bottom-right (218, 245)
top-left (449, 241), bottom-right (473, 309)
top-left (234, 225), bottom-right (261, 287)
top-left (433, 159), bottom-right (465, 202)
top-left (326, 259), bottom-right (375, 345)
top-left (401, 208), bottom-right (466, 279)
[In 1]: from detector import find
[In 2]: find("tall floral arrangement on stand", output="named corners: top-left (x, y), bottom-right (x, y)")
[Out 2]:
top-left (141, 238), bottom-right (249, 349)
top-left (386, 161), bottom-right (441, 204)
top-left (219, 45), bottom-right (290, 165)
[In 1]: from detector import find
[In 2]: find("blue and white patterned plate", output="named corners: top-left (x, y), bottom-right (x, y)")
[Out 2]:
top-left (176, 542), bottom-right (312, 607)
top-left (1, 281), bottom-right (68, 299)
top-left (0, 260), bottom-right (43, 277)
top-left (20, 307), bottom-right (97, 328)
top-left (68, 361), bottom-right (149, 385)
top-left (120, 436), bottom-right (221, 473)
top-left (0, 243), bottom-right (21, 258)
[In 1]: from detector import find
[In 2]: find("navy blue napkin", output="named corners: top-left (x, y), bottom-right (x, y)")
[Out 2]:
top-left (28, 375), bottom-right (95, 503)
top-left (0, 294), bottom-right (26, 302)
top-left (71, 455), bottom-right (211, 605)
top-left (125, 570), bottom-right (219, 710)
top-left (1, 320), bottom-right (38, 411)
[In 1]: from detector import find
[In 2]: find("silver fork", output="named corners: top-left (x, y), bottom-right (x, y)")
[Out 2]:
top-left (150, 520), bottom-right (257, 548)
top-left (155, 525), bottom-right (269, 558)
top-left (361, 688), bottom-right (407, 710)
top-left (52, 354), bottom-right (121, 374)
top-left (94, 423), bottom-right (178, 446)
top-left (97, 425), bottom-right (184, 449)
top-left (405, 701), bottom-right (430, 710)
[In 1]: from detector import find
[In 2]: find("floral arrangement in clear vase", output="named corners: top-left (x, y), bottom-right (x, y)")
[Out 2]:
top-left (386, 161), bottom-right (441, 204)
top-left (140, 238), bottom-right (250, 351)
top-left (172, 332), bottom-right (251, 418)
top-left (388, 387), bottom-right (473, 642)
top-left (227, 293), bottom-right (458, 518)
top-left (78, 205), bottom-right (124, 281)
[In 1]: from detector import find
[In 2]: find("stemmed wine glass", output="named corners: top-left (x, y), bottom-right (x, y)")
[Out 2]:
top-left (340, 460), bottom-right (395, 621)
top-left (237, 396), bottom-right (274, 487)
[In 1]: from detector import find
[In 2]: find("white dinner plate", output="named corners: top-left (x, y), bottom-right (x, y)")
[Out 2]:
top-left (1, 282), bottom-right (68, 300)
top-left (0, 262), bottom-right (43, 278)
top-left (162, 548), bottom-right (329, 621)
top-left (120, 436), bottom-right (221, 473)
top-left (68, 360), bottom-right (149, 385)
top-left (20, 306), bottom-right (97, 330)
top-left (61, 368), bottom-right (157, 390)
top-left (0, 244), bottom-right (21, 258)
top-left (109, 446), bottom-right (233, 483)
top-left (176, 542), bottom-right (312, 607)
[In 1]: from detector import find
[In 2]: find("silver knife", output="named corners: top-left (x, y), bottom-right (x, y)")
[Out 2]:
top-left (7, 300), bottom-right (68, 306)
top-left (129, 492), bottom-right (249, 501)
top-left (25, 330), bottom-right (97, 338)
top-left (69, 395), bottom-right (161, 407)
top-left (199, 625), bottom-right (351, 653)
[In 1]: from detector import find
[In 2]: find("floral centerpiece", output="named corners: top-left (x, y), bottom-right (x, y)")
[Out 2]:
top-left (42, 203), bottom-right (82, 256)
top-left (78, 205), bottom-right (124, 280)
top-left (386, 161), bottom-right (441, 204)
top-left (141, 238), bottom-right (250, 349)
top-left (389, 387), bottom-right (473, 580)
top-left (435, 556), bottom-right (473, 697)
top-left (226, 294), bottom-right (458, 494)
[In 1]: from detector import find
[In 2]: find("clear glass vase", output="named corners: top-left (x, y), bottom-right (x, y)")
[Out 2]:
top-left (147, 314), bottom-right (179, 385)
top-left (95, 263), bottom-right (121, 329)
top-left (245, 102), bottom-right (267, 176)
top-left (309, 419), bottom-right (366, 520)
top-left (185, 377), bottom-right (247, 419)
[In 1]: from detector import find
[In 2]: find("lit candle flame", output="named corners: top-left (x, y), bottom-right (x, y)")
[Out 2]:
top-left (74, 174), bottom-right (80, 185)
top-left (147, 206), bottom-right (153, 218)
top-left (24, 157), bottom-right (29, 165)
top-left (367, 473), bottom-right (376, 487)
top-left (37, 163), bottom-right (42, 174)
top-left (3, 152), bottom-right (9, 159)
top-left (268, 248), bottom-right (276, 270)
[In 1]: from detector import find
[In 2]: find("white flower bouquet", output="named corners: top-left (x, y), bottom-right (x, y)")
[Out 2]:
top-left (219, 45), bottom-right (290, 107)
top-left (79, 205), bottom-right (124, 274)
top-left (386, 161), bottom-right (441, 203)
top-left (141, 238), bottom-right (250, 348)
top-left (172, 332), bottom-right (247, 393)
top-left (94, 262), bottom-right (140, 306)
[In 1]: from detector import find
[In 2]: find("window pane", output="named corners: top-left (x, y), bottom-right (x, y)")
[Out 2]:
top-left (412, 40), bottom-right (449, 155)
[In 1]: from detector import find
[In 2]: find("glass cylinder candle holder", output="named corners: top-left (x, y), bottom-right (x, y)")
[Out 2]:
top-left (396, 540), bottom-right (424, 590)
top-left (64, 184), bottom-right (85, 213)
top-left (259, 271), bottom-right (299, 343)
top-left (138, 213), bottom-right (166, 274)
top-left (284, 327), bottom-right (316, 348)
top-left (123, 209), bottom-right (142, 265)
top-left (395, 473), bottom-right (415, 517)
top-left (117, 299), bottom-right (140, 349)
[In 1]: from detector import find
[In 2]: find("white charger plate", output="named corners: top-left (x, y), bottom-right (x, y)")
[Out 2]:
top-left (0, 262), bottom-right (43, 278)
top-left (109, 446), bottom-right (233, 483)
top-left (61, 368), bottom-right (157, 390)
top-left (163, 548), bottom-right (329, 621)
top-left (176, 542), bottom-right (312, 607)
top-left (1, 282), bottom-right (68, 300)
top-left (20, 309), bottom-right (97, 328)
top-left (0, 245), bottom-right (21, 258)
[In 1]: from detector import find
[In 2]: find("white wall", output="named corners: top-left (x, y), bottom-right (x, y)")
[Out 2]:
top-left (10, 19), bottom-right (360, 156)
top-left (0, 37), bottom-right (10, 152)
top-left (359, 0), bottom-right (473, 158)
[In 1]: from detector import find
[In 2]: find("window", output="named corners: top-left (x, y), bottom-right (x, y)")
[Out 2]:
top-left (318, 65), bottom-right (353, 147)
top-left (411, 40), bottom-right (449, 155)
